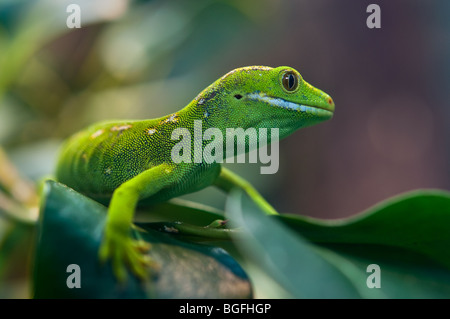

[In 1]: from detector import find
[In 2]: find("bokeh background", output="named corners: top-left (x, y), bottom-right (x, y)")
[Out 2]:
top-left (0, 0), bottom-right (449, 297)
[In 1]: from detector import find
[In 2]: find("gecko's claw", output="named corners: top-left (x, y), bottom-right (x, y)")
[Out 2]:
top-left (132, 240), bottom-right (151, 252)
top-left (99, 230), bottom-right (156, 282)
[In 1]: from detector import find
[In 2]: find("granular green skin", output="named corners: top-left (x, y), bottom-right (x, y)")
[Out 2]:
top-left (55, 65), bottom-right (335, 281)
top-left (56, 118), bottom-right (221, 204)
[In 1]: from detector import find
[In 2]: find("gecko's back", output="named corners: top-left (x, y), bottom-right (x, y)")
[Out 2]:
top-left (56, 116), bottom-right (178, 199)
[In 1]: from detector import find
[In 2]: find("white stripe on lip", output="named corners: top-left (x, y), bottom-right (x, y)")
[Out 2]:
top-left (247, 93), bottom-right (332, 116)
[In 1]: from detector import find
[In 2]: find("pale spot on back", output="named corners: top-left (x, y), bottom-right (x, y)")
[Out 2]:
top-left (90, 129), bottom-right (104, 139)
top-left (161, 114), bottom-right (179, 124)
top-left (111, 124), bottom-right (132, 132)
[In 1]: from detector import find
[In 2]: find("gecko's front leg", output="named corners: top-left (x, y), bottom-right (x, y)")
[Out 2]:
top-left (98, 163), bottom-right (176, 282)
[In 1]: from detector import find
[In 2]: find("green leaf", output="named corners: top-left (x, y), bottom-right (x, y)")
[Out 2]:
top-left (138, 198), bottom-right (225, 226)
top-left (278, 190), bottom-right (450, 269)
top-left (226, 190), bottom-right (450, 298)
top-left (32, 180), bottom-right (252, 299)
top-left (226, 191), bottom-right (372, 298)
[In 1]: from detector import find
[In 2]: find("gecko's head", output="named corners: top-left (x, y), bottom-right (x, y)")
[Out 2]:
top-left (196, 66), bottom-right (334, 138)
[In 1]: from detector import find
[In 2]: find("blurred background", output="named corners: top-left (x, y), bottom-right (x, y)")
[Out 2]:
top-left (0, 0), bottom-right (449, 297)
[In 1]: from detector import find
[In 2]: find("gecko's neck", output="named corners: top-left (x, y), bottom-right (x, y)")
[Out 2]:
top-left (173, 101), bottom-right (279, 162)
top-left (176, 100), bottom-right (217, 130)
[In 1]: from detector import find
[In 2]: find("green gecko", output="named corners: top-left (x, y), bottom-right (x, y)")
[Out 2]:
top-left (55, 66), bottom-right (335, 282)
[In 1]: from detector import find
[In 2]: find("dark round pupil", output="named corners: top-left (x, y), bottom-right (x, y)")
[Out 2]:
top-left (283, 72), bottom-right (298, 91)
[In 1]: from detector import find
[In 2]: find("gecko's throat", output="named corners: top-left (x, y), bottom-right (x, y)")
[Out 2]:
top-left (247, 93), bottom-right (334, 117)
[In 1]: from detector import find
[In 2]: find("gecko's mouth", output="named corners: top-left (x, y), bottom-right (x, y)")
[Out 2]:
top-left (247, 93), bottom-right (334, 116)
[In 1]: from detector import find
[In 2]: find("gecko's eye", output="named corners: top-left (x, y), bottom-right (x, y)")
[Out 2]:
top-left (281, 71), bottom-right (299, 92)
